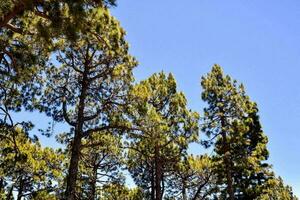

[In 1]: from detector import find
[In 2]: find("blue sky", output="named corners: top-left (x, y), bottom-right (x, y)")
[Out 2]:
top-left (110, 0), bottom-right (300, 196)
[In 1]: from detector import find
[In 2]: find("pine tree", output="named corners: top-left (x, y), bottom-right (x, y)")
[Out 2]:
top-left (99, 183), bottom-right (144, 200)
top-left (259, 175), bottom-right (298, 200)
top-left (39, 7), bottom-right (137, 199)
top-left (201, 64), bottom-right (270, 199)
top-left (0, 0), bottom-right (117, 145)
top-left (0, 0), bottom-right (116, 35)
top-left (126, 72), bottom-right (199, 200)
top-left (168, 154), bottom-right (218, 200)
top-left (79, 131), bottom-right (124, 200)
top-left (0, 128), bottom-right (64, 199)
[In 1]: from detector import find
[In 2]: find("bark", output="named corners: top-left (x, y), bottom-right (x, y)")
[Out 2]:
top-left (65, 130), bottom-right (82, 199)
top-left (65, 65), bottom-right (89, 200)
top-left (89, 160), bottom-right (98, 200)
top-left (224, 153), bottom-right (234, 200)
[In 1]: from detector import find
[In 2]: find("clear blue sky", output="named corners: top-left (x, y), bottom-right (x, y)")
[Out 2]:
top-left (110, 0), bottom-right (300, 196)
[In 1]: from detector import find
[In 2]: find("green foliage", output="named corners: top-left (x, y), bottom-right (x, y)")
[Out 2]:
top-left (0, 128), bottom-right (64, 199)
top-left (40, 7), bottom-right (137, 129)
top-left (78, 132), bottom-right (125, 199)
top-left (168, 154), bottom-right (218, 200)
top-left (258, 175), bottom-right (298, 200)
top-left (99, 183), bottom-right (144, 200)
top-left (0, 0), bottom-right (118, 140)
top-left (201, 64), bottom-right (271, 199)
top-left (38, 6), bottom-right (137, 199)
top-left (126, 72), bottom-right (199, 199)
top-left (0, 1), bottom-right (298, 199)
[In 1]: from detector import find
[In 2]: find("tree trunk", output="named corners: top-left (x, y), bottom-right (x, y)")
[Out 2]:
top-left (182, 178), bottom-right (187, 200)
top-left (0, 178), bottom-right (4, 194)
top-left (155, 145), bottom-right (163, 200)
top-left (89, 160), bottom-right (98, 200)
top-left (17, 178), bottom-right (24, 200)
top-left (65, 66), bottom-right (89, 200)
top-left (218, 109), bottom-right (235, 200)
top-left (221, 131), bottom-right (234, 200)
top-left (151, 167), bottom-right (155, 200)
top-left (65, 130), bottom-right (82, 199)
top-left (6, 185), bottom-right (14, 200)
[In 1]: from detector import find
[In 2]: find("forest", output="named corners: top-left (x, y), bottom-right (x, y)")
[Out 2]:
top-left (0, 1), bottom-right (298, 200)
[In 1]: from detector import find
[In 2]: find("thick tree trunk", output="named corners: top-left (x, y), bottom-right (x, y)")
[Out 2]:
top-left (65, 130), bottom-right (82, 200)
top-left (65, 66), bottom-right (89, 200)
top-left (225, 155), bottom-right (234, 200)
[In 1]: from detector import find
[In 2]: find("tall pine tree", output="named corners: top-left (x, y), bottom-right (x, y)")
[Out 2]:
top-left (201, 65), bottom-right (270, 199)
top-left (126, 72), bottom-right (199, 200)
top-left (40, 7), bottom-right (137, 199)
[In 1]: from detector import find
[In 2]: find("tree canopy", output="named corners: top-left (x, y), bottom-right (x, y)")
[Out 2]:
top-left (0, 1), bottom-right (298, 200)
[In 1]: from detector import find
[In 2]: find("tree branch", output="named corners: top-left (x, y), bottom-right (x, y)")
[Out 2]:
top-left (62, 99), bottom-right (76, 126)
top-left (4, 23), bottom-right (23, 34)
top-left (0, 1), bottom-right (25, 28)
